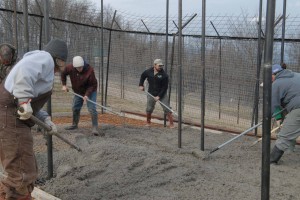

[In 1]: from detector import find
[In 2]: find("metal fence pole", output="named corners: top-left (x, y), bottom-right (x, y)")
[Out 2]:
top-left (178, 0), bottom-right (182, 148)
top-left (165, 0), bottom-right (169, 127)
top-left (104, 10), bottom-right (116, 107)
top-left (165, 0), bottom-right (169, 74)
top-left (200, 0), bottom-right (206, 151)
top-left (252, 0), bottom-right (264, 136)
top-left (261, 0), bottom-right (276, 199)
top-left (100, 0), bottom-right (104, 114)
top-left (280, 0), bottom-right (287, 64)
top-left (23, 0), bottom-right (29, 52)
top-left (13, 0), bottom-right (18, 50)
top-left (210, 21), bottom-right (222, 119)
top-left (43, 0), bottom-right (53, 179)
top-left (169, 34), bottom-right (175, 110)
top-left (34, 0), bottom-right (43, 50)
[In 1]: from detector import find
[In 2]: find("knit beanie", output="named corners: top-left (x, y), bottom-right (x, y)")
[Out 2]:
top-left (43, 39), bottom-right (68, 61)
top-left (73, 56), bottom-right (84, 68)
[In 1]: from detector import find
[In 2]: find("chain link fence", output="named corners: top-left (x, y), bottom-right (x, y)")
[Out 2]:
top-left (1, 2), bottom-right (300, 133)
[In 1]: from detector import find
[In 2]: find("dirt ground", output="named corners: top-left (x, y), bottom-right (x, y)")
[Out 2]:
top-left (32, 114), bottom-right (299, 200)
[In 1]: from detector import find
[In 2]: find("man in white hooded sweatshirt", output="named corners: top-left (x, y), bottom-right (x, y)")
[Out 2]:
top-left (0, 39), bottom-right (68, 200)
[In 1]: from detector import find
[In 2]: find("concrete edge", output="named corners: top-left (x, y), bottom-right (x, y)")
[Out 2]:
top-left (0, 172), bottom-right (61, 200)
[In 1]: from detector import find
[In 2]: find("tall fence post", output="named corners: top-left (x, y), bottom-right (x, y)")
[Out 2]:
top-left (200, 0), bottom-right (206, 151)
top-left (164, 0), bottom-right (169, 127)
top-left (280, 0), bottom-right (287, 64)
top-left (13, 0), bottom-right (18, 50)
top-left (210, 21), bottom-right (222, 119)
top-left (100, 0), bottom-right (104, 114)
top-left (104, 10), bottom-right (117, 107)
top-left (178, 0), bottom-right (182, 148)
top-left (261, 0), bottom-right (276, 199)
top-left (252, 0), bottom-right (264, 136)
top-left (23, 0), bottom-right (29, 53)
top-left (43, 0), bottom-right (53, 179)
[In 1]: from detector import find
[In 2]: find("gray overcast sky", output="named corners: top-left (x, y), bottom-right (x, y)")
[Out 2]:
top-left (92, 0), bottom-right (300, 16)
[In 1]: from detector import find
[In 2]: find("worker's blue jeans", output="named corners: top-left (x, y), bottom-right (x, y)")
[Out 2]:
top-left (72, 91), bottom-right (98, 127)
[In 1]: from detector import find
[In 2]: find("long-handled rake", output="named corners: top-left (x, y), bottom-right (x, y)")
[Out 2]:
top-left (207, 108), bottom-right (286, 157)
top-left (145, 91), bottom-right (178, 116)
top-left (19, 107), bottom-right (82, 152)
top-left (67, 90), bottom-right (127, 128)
top-left (209, 122), bottom-right (262, 155)
top-left (31, 115), bottom-right (82, 152)
top-left (144, 91), bottom-right (201, 129)
top-left (68, 90), bottom-right (123, 116)
top-left (250, 124), bottom-right (282, 146)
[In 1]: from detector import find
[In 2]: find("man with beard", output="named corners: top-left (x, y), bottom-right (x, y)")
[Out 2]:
top-left (139, 59), bottom-right (174, 128)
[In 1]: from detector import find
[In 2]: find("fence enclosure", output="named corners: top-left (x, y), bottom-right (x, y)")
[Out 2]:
top-left (1, 4), bottom-right (300, 133)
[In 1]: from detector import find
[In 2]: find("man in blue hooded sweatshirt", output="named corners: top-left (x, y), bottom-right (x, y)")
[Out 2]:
top-left (270, 64), bottom-right (300, 164)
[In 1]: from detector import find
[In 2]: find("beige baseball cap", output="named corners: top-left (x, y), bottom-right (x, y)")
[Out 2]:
top-left (153, 59), bottom-right (164, 66)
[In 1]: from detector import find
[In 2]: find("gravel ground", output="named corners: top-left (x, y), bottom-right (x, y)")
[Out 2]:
top-left (32, 120), bottom-right (300, 200)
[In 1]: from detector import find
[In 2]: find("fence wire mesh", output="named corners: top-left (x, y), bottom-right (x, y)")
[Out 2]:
top-left (1, 2), bottom-right (300, 133)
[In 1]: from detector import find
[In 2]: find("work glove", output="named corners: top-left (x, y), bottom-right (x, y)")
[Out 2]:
top-left (273, 107), bottom-right (283, 121)
top-left (17, 102), bottom-right (33, 120)
top-left (44, 117), bottom-right (58, 134)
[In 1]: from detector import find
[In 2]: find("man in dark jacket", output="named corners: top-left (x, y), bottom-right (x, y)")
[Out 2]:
top-left (270, 64), bottom-right (300, 164)
top-left (61, 56), bottom-right (102, 136)
top-left (139, 59), bottom-right (174, 128)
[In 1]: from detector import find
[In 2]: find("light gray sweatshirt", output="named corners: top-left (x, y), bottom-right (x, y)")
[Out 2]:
top-left (4, 50), bottom-right (54, 103)
top-left (4, 50), bottom-right (55, 121)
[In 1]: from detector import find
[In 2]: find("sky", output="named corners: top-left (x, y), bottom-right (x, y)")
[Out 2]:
top-left (92, 0), bottom-right (300, 17)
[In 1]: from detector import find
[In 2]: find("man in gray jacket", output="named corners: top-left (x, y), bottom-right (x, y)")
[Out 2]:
top-left (270, 64), bottom-right (300, 164)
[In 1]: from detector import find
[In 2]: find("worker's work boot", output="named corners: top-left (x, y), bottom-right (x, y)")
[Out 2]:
top-left (16, 194), bottom-right (32, 200)
top-left (270, 145), bottom-right (284, 164)
top-left (0, 183), bottom-right (6, 200)
top-left (65, 110), bottom-right (80, 130)
top-left (0, 183), bottom-right (32, 200)
top-left (167, 112), bottom-right (175, 128)
top-left (92, 126), bottom-right (99, 136)
top-left (145, 113), bottom-right (151, 126)
top-left (91, 114), bottom-right (104, 136)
